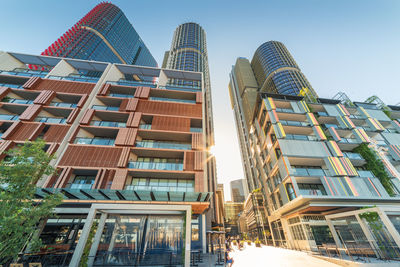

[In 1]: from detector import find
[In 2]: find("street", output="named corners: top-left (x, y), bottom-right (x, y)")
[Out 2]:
top-left (229, 244), bottom-right (340, 267)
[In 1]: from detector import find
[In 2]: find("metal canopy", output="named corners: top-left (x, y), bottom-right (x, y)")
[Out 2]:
top-left (35, 188), bottom-right (211, 203)
top-left (65, 59), bottom-right (108, 72)
top-left (9, 52), bottom-right (61, 66)
top-left (162, 69), bottom-right (202, 81)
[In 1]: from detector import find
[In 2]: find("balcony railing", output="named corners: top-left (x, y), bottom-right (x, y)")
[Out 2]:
top-left (49, 102), bottom-right (77, 108)
top-left (344, 152), bottom-right (363, 160)
top-left (285, 134), bottom-right (318, 141)
top-left (2, 98), bottom-right (33, 104)
top-left (160, 84), bottom-right (201, 92)
top-left (358, 170), bottom-right (375, 177)
top-left (0, 68), bottom-right (48, 78)
top-left (35, 117), bottom-right (66, 124)
top-left (275, 108), bottom-right (294, 113)
top-left (0, 83), bottom-right (23, 89)
top-left (0, 114), bottom-right (19, 121)
top-left (190, 127), bottom-right (202, 133)
top-left (135, 141), bottom-right (191, 150)
top-left (339, 138), bottom-right (359, 144)
top-left (92, 105), bottom-right (119, 111)
top-left (291, 168), bottom-right (328, 177)
top-left (108, 93), bottom-right (134, 98)
top-left (280, 120), bottom-right (310, 127)
top-left (149, 97), bottom-right (196, 104)
top-left (139, 124), bottom-right (152, 130)
top-left (48, 75), bottom-right (99, 83)
top-left (127, 161), bottom-right (183, 171)
top-left (74, 137), bottom-right (115, 146)
top-left (107, 80), bottom-right (157, 88)
top-left (90, 120), bottom-right (126, 128)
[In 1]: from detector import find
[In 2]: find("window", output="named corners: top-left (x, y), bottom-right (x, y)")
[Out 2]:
top-left (286, 183), bottom-right (296, 201)
top-left (125, 177), bottom-right (194, 192)
top-left (298, 183), bottom-right (327, 196)
top-left (275, 148), bottom-right (282, 159)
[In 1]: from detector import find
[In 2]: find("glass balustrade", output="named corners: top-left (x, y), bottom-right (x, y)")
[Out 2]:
top-left (0, 69), bottom-right (48, 78)
top-left (128, 161), bottom-right (183, 171)
top-left (275, 108), bottom-right (294, 113)
top-left (90, 120), bottom-right (126, 128)
top-left (74, 137), bottom-right (115, 146)
top-left (190, 127), bottom-right (202, 133)
top-left (0, 114), bottom-right (19, 121)
top-left (125, 178), bottom-right (194, 192)
top-left (317, 112), bottom-right (329, 117)
top-left (340, 138), bottom-right (358, 143)
top-left (107, 80), bottom-right (157, 88)
top-left (91, 105), bottom-right (119, 111)
top-left (149, 97), bottom-right (196, 104)
top-left (2, 98), bottom-right (33, 104)
top-left (35, 117), bottom-right (66, 124)
top-left (48, 75), bottom-right (99, 83)
top-left (291, 168), bottom-right (327, 177)
top-left (135, 141), bottom-right (191, 150)
top-left (0, 83), bottom-right (23, 89)
top-left (285, 134), bottom-right (318, 141)
top-left (357, 170), bottom-right (375, 177)
top-left (280, 120), bottom-right (309, 127)
top-left (108, 93), bottom-right (134, 98)
top-left (49, 102), bottom-right (77, 108)
top-left (344, 152), bottom-right (363, 160)
top-left (139, 124), bottom-right (152, 129)
top-left (160, 84), bottom-right (201, 92)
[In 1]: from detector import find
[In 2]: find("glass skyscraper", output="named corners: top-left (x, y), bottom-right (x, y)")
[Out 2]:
top-left (164, 23), bottom-right (219, 237)
top-left (37, 2), bottom-right (157, 68)
top-left (251, 41), bottom-right (318, 101)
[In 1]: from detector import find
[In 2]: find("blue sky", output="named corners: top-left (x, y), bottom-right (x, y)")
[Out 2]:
top-left (1, 0), bottom-right (399, 200)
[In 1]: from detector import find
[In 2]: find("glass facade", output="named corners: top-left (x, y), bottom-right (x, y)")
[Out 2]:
top-left (39, 3), bottom-right (157, 70)
top-left (250, 41), bottom-right (318, 99)
top-left (94, 215), bottom-right (184, 266)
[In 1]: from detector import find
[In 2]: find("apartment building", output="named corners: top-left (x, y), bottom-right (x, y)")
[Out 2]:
top-left (0, 52), bottom-right (212, 267)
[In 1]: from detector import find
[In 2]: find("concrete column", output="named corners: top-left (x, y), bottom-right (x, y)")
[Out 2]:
top-left (201, 213), bottom-right (206, 253)
top-left (377, 209), bottom-right (400, 247)
top-left (69, 207), bottom-right (97, 267)
top-left (184, 209), bottom-right (192, 267)
top-left (88, 212), bottom-right (107, 267)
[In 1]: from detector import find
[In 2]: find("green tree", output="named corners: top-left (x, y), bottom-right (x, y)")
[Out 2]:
top-left (0, 140), bottom-right (62, 263)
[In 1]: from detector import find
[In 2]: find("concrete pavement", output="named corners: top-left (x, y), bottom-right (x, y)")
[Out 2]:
top-left (229, 244), bottom-right (340, 267)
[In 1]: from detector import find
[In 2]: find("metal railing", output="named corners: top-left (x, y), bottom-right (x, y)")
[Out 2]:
top-left (128, 161), bottom-right (183, 171)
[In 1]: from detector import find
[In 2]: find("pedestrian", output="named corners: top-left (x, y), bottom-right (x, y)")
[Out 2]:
top-left (225, 248), bottom-right (234, 267)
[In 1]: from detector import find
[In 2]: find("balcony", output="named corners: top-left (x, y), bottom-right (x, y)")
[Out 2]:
top-left (316, 112), bottom-right (329, 117)
top-left (2, 98), bottom-right (33, 105)
top-left (90, 120), bottom-right (126, 128)
top-left (0, 68), bottom-right (48, 78)
top-left (92, 105), bottom-right (119, 111)
top-left (291, 167), bottom-right (328, 177)
top-left (149, 97), bottom-right (196, 104)
top-left (49, 102), bottom-right (77, 108)
top-left (135, 141), bottom-right (191, 150)
top-left (128, 161), bottom-right (183, 171)
top-left (0, 114), bottom-right (19, 121)
top-left (107, 80), bottom-right (157, 88)
top-left (339, 138), bottom-right (358, 144)
top-left (35, 117), bottom-right (66, 124)
top-left (125, 178), bottom-right (194, 192)
top-left (74, 137), bottom-right (115, 146)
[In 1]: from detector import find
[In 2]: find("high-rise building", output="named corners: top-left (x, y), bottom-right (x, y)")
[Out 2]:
top-left (164, 23), bottom-right (218, 233)
top-left (38, 2), bottom-right (157, 68)
top-left (0, 49), bottom-right (211, 266)
top-left (230, 178), bottom-right (248, 202)
top-left (251, 41), bottom-right (318, 101)
top-left (224, 202), bottom-right (243, 236)
top-left (229, 41), bottom-right (400, 255)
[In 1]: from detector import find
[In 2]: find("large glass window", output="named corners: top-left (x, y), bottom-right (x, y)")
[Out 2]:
top-left (124, 177), bottom-right (194, 192)
top-left (297, 183), bottom-right (327, 196)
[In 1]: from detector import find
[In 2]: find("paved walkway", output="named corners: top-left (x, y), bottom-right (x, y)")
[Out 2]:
top-left (228, 244), bottom-right (340, 267)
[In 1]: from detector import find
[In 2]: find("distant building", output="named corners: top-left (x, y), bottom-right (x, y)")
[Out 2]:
top-left (224, 202), bottom-right (243, 236)
top-left (230, 178), bottom-right (248, 202)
